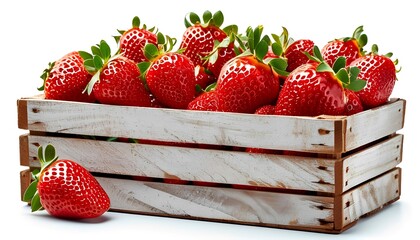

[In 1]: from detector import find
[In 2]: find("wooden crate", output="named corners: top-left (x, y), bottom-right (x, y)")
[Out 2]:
top-left (17, 95), bottom-right (406, 233)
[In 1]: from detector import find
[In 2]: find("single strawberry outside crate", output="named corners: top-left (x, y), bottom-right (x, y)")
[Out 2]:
top-left (17, 95), bottom-right (405, 233)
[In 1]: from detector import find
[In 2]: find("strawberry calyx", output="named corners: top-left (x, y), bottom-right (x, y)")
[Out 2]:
top-left (113, 16), bottom-right (158, 43)
top-left (137, 33), bottom-right (177, 80)
top-left (236, 25), bottom-right (288, 77)
top-left (23, 144), bottom-right (59, 212)
top-left (184, 10), bottom-right (225, 29)
top-left (306, 46), bottom-right (366, 91)
top-left (38, 61), bottom-right (56, 91)
top-left (369, 44), bottom-right (401, 73)
top-left (79, 40), bottom-right (115, 95)
top-left (270, 27), bottom-right (294, 58)
top-left (343, 25), bottom-right (368, 55)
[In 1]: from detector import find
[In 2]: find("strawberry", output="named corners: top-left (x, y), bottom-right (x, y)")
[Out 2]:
top-left (344, 89), bottom-right (364, 115)
top-left (254, 105), bottom-right (275, 115)
top-left (23, 144), bottom-right (110, 219)
top-left (80, 40), bottom-right (152, 107)
top-left (348, 45), bottom-right (398, 108)
top-left (187, 90), bottom-right (220, 111)
top-left (139, 36), bottom-right (196, 109)
top-left (216, 26), bottom-right (287, 113)
top-left (114, 16), bottom-right (157, 63)
top-left (321, 26), bottom-right (368, 67)
top-left (275, 46), bottom-right (366, 116)
top-left (195, 65), bottom-right (216, 90)
top-left (285, 39), bottom-right (315, 72)
top-left (40, 51), bottom-right (95, 103)
top-left (180, 11), bottom-right (229, 67)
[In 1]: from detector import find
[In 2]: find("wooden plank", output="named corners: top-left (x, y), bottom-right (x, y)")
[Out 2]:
top-left (20, 169), bottom-right (31, 201)
top-left (18, 97), bottom-right (341, 153)
top-left (96, 177), bottom-right (335, 230)
top-left (341, 168), bottom-right (401, 227)
top-left (24, 135), bottom-right (336, 193)
top-left (19, 134), bottom-right (30, 166)
top-left (345, 99), bottom-right (405, 151)
top-left (342, 135), bottom-right (403, 192)
top-left (17, 98), bottom-right (28, 130)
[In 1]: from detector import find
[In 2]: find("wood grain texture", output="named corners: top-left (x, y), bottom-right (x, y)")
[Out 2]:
top-left (345, 99), bottom-right (405, 151)
top-left (341, 168), bottom-right (401, 227)
top-left (97, 176), bottom-right (335, 230)
top-left (19, 97), bottom-right (342, 153)
top-left (342, 135), bottom-right (403, 192)
top-left (23, 135), bottom-right (336, 193)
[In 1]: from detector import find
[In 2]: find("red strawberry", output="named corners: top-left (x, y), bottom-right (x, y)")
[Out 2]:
top-left (285, 39), bottom-right (315, 72)
top-left (80, 40), bottom-right (152, 107)
top-left (195, 65), bottom-right (216, 90)
top-left (216, 26), bottom-right (287, 113)
top-left (321, 26), bottom-right (367, 67)
top-left (254, 105), bottom-right (275, 115)
top-left (40, 51), bottom-right (95, 103)
top-left (180, 11), bottom-right (228, 67)
top-left (275, 46), bottom-right (366, 116)
top-left (23, 144), bottom-right (110, 219)
top-left (205, 42), bottom-right (237, 78)
top-left (348, 46), bottom-right (398, 108)
top-left (114, 16), bottom-right (157, 63)
top-left (188, 90), bottom-right (220, 111)
top-left (344, 89), bottom-right (364, 115)
top-left (140, 38), bottom-right (196, 109)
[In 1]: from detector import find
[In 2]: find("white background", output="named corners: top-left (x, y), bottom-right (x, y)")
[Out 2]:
top-left (1, 0), bottom-right (418, 239)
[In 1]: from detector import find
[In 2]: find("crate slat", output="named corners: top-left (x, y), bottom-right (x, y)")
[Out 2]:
top-left (342, 135), bottom-right (403, 192)
top-left (21, 134), bottom-right (336, 193)
top-left (340, 168), bottom-right (401, 227)
top-left (96, 176), bottom-right (335, 230)
top-left (345, 99), bottom-right (405, 151)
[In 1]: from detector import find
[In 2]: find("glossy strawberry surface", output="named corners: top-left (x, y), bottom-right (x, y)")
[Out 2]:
top-left (146, 53), bottom-right (196, 109)
top-left (348, 54), bottom-right (397, 108)
top-left (285, 39), bottom-right (314, 72)
top-left (275, 62), bottom-right (345, 116)
top-left (217, 56), bottom-right (280, 113)
top-left (321, 39), bottom-right (361, 67)
top-left (93, 56), bottom-right (151, 107)
top-left (344, 89), bottom-right (364, 115)
top-left (37, 159), bottom-right (110, 219)
top-left (187, 91), bottom-right (220, 111)
top-left (119, 28), bottom-right (157, 63)
top-left (44, 52), bottom-right (95, 103)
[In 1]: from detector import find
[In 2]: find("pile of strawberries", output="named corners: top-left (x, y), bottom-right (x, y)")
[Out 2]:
top-left (40, 10), bottom-right (398, 117)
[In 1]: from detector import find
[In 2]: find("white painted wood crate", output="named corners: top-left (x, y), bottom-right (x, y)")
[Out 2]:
top-left (18, 95), bottom-right (405, 233)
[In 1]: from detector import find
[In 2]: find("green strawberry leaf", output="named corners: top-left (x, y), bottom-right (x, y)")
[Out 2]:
top-left (336, 68), bottom-right (350, 84)
top-left (31, 193), bottom-right (42, 212)
top-left (255, 40), bottom-right (268, 61)
top-left (268, 58), bottom-right (288, 77)
top-left (44, 144), bottom-right (56, 162)
top-left (138, 62), bottom-right (151, 75)
top-left (93, 55), bottom-right (104, 70)
top-left (349, 66), bottom-right (361, 82)
top-left (144, 43), bottom-right (158, 61)
top-left (157, 32), bottom-right (165, 45)
top-left (189, 12), bottom-right (200, 25)
top-left (313, 45), bottom-right (323, 61)
top-left (346, 78), bottom-right (367, 91)
top-left (271, 42), bottom-right (283, 56)
top-left (91, 45), bottom-right (101, 57)
top-left (99, 40), bottom-right (111, 60)
top-left (132, 16), bottom-right (140, 28)
top-left (23, 180), bottom-right (38, 202)
top-left (213, 11), bottom-right (224, 27)
top-left (332, 56), bottom-right (346, 73)
top-left (316, 62), bottom-right (334, 72)
top-left (358, 34), bottom-right (368, 48)
top-left (223, 25), bottom-right (238, 35)
top-left (203, 10), bottom-right (212, 24)
top-left (79, 51), bottom-right (93, 61)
